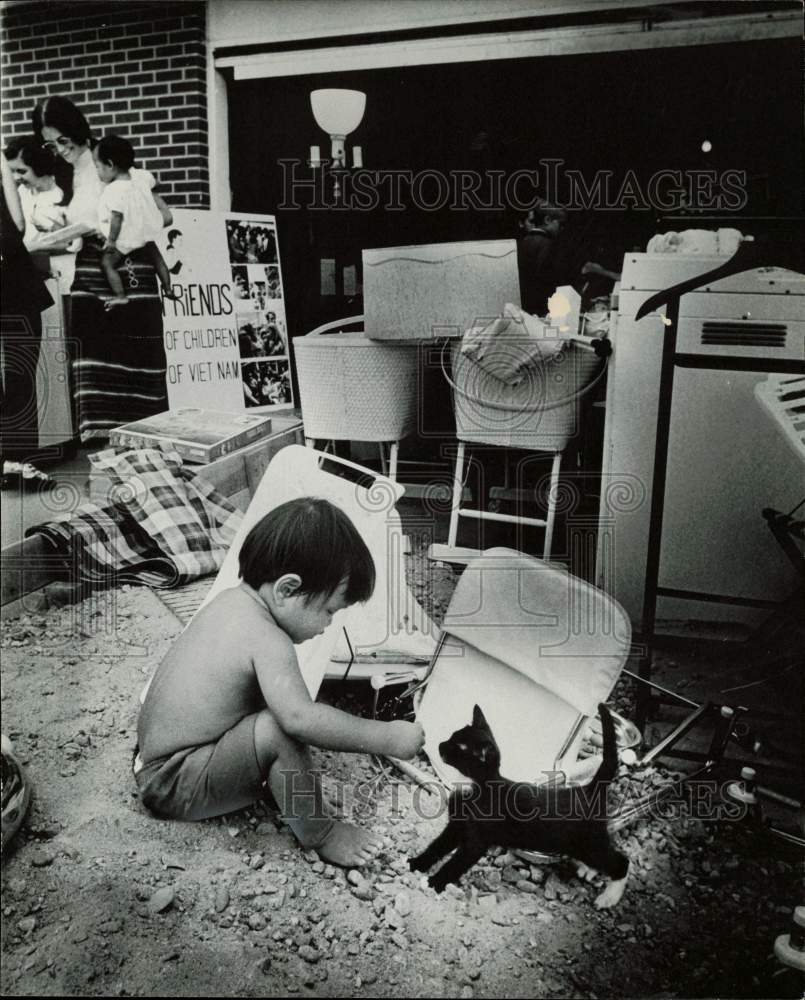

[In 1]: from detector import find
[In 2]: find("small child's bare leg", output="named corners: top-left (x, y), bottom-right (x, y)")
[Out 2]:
top-left (253, 710), bottom-right (381, 867)
top-left (101, 248), bottom-right (129, 309)
top-left (145, 242), bottom-right (180, 300)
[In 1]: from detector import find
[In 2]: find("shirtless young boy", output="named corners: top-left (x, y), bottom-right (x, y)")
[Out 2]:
top-left (135, 497), bottom-right (425, 867)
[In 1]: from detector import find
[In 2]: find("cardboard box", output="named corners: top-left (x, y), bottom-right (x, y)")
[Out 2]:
top-left (362, 239), bottom-right (521, 340)
top-left (109, 408), bottom-right (274, 464)
top-left (92, 412), bottom-right (304, 511)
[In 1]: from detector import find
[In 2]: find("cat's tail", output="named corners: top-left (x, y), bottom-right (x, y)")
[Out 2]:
top-left (593, 703), bottom-right (618, 786)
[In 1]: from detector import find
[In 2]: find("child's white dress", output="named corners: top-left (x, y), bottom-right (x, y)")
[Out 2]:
top-left (97, 168), bottom-right (162, 254)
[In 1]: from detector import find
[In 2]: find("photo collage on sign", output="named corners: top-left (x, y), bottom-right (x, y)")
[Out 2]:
top-left (226, 219), bottom-right (292, 408)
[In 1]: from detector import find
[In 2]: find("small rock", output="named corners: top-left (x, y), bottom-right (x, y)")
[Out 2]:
top-left (7, 877), bottom-right (27, 898)
top-left (394, 891), bottom-right (412, 917)
top-left (351, 884), bottom-right (375, 902)
top-left (390, 931), bottom-right (408, 949)
top-left (248, 913), bottom-right (267, 931)
top-left (17, 917), bottom-right (37, 935)
top-left (543, 874), bottom-right (562, 900)
top-left (148, 887), bottom-right (175, 914)
top-left (214, 887), bottom-right (230, 913)
top-left (30, 847), bottom-right (56, 868)
top-left (516, 879), bottom-right (539, 894)
top-left (347, 870), bottom-right (364, 887)
top-left (483, 869), bottom-right (502, 890)
top-left (298, 946), bottom-right (321, 963)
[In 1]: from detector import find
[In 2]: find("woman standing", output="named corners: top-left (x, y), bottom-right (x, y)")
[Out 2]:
top-left (32, 96), bottom-right (168, 442)
top-left (0, 153), bottom-right (54, 487)
top-left (3, 136), bottom-right (67, 248)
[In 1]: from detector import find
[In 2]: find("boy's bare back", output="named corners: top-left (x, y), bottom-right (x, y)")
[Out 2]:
top-left (137, 586), bottom-right (287, 764)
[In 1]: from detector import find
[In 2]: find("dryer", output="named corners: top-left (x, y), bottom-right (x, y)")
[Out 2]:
top-left (596, 253), bottom-right (804, 632)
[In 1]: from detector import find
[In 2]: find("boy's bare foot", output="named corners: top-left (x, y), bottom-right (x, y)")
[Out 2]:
top-left (105, 297), bottom-right (130, 310)
top-left (316, 820), bottom-right (382, 868)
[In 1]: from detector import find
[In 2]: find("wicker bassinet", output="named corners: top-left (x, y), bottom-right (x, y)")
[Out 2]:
top-left (447, 339), bottom-right (603, 452)
top-left (293, 322), bottom-right (419, 442)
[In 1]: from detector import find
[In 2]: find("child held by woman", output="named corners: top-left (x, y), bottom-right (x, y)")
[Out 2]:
top-left (93, 134), bottom-right (178, 309)
top-left (135, 498), bottom-right (425, 867)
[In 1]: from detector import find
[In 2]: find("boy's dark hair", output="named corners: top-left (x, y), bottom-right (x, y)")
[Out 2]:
top-left (95, 134), bottom-right (135, 171)
top-left (238, 497), bottom-right (375, 604)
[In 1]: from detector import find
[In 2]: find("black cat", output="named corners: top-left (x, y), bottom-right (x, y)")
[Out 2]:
top-left (409, 703), bottom-right (629, 908)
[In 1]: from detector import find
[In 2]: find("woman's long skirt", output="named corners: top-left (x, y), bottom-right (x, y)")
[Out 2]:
top-left (70, 241), bottom-right (167, 442)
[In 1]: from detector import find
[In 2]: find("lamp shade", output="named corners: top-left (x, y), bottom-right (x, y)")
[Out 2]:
top-left (310, 89), bottom-right (366, 138)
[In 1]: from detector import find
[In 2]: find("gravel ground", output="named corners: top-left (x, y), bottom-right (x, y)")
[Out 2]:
top-left (1, 546), bottom-right (802, 998)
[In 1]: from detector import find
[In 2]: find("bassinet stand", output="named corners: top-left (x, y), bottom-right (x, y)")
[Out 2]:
top-left (430, 333), bottom-right (610, 565)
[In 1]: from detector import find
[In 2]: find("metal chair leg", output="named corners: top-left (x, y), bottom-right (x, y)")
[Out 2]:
top-left (543, 451), bottom-right (562, 559)
top-left (447, 442), bottom-right (466, 549)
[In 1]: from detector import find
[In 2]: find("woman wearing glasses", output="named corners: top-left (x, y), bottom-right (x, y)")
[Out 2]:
top-left (32, 96), bottom-right (168, 442)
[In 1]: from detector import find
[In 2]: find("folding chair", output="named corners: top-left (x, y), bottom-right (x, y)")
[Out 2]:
top-left (194, 444), bottom-right (436, 697)
top-left (416, 548), bottom-right (632, 786)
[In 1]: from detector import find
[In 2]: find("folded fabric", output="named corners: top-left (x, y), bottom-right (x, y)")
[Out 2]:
top-left (646, 228), bottom-right (744, 255)
top-left (460, 302), bottom-right (568, 386)
top-left (27, 448), bottom-right (243, 588)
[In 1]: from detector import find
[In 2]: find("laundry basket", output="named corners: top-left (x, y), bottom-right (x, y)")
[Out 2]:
top-left (447, 337), bottom-right (603, 451)
top-left (293, 316), bottom-right (419, 442)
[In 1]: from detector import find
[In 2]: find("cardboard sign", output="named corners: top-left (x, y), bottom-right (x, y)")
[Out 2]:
top-left (157, 210), bottom-right (293, 413)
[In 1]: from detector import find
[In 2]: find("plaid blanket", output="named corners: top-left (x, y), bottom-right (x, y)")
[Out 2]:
top-left (28, 449), bottom-right (244, 589)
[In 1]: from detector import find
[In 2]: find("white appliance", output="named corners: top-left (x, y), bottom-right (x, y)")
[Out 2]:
top-left (596, 253), bottom-right (805, 631)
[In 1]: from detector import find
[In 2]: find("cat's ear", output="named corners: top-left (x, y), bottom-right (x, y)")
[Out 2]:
top-left (472, 704), bottom-right (489, 730)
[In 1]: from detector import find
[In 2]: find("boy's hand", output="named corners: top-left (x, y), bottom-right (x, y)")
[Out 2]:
top-left (386, 720), bottom-right (425, 760)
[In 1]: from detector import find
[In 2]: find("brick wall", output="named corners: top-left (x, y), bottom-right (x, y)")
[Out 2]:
top-left (1, 0), bottom-right (209, 207)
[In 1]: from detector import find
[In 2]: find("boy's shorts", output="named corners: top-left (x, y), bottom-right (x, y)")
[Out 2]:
top-left (134, 713), bottom-right (265, 821)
